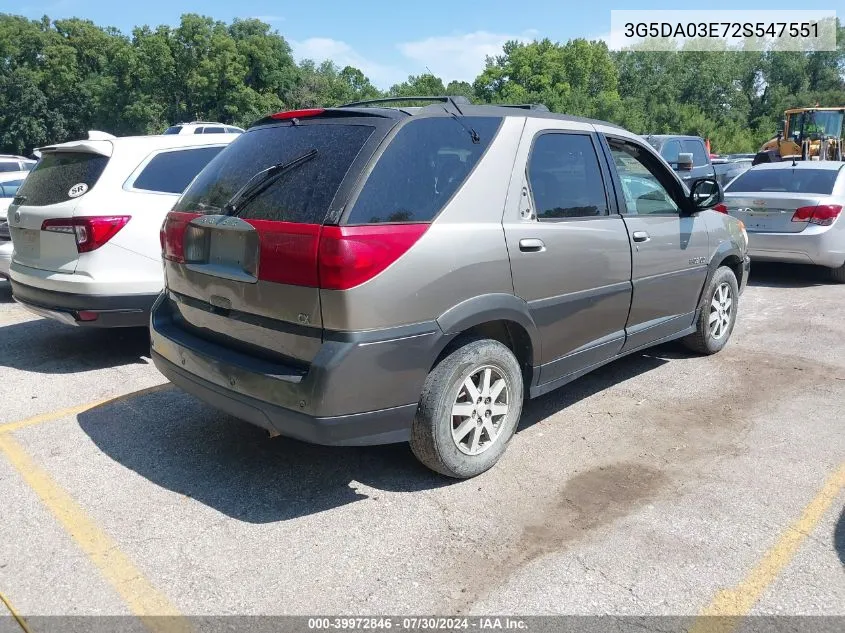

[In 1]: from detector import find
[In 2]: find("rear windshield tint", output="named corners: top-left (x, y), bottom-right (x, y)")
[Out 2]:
top-left (173, 123), bottom-right (375, 224)
top-left (346, 116), bottom-right (502, 224)
top-left (15, 152), bottom-right (109, 206)
top-left (726, 168), bottom-right (841, 194)
top-left (131, 146), bottom-right (225, 194)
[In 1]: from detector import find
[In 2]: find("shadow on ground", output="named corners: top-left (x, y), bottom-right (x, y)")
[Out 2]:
top-left (78, 346), bottom-right (677, 523)
top-left (835, 505), bottom-right (845, 568)
top-left (0, 316), bottom-right (150, 374)
top-left (747, 262), bottom-right (832, 289)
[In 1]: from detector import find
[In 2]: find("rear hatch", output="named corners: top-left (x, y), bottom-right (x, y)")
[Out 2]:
top-left (724, 166), bottom-right (843, 233)
top-left (9, 140), bottom-right (112, 273)
top-left (160, 112), bottom-right (393, 366)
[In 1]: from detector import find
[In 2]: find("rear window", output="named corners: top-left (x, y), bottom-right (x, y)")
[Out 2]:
top-left (0, 162), bottom-right (20, 173)
top-left (174, 123), bottom-right (375, 224)
top-left (15, 152), bottom-right (109, 206)
top-left (131, 146), bottom-right (225, 194)
top-left (726, 168), bottom-right (841, 194)
top-left (346, 116), bottom-right (502, 224)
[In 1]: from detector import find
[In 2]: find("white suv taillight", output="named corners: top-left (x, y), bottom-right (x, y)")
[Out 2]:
top-left (42, 216), bottom-right (130, 252)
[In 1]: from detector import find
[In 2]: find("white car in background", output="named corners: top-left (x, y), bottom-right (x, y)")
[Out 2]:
top-left (164, 121), bottom-right (244, 135)
top-left (0, 155), bottom-right (36, 173)
top-left (6, 130), bottom-right (238, 326)
top-left (0, 171), bottom-right (29, 279)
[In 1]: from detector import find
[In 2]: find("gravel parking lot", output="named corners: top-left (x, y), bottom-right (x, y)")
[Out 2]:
top-left (1, 264), bottom-right (843, 629)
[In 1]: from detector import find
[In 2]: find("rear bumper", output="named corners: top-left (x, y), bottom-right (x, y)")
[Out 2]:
top-left (10, 280), bottom-right (156, 327)
top-left (0, 240), bottom-right (11, 279)
top-left (152, 351), bottom-right (418, 446)
top-left (150, 293), bottom-right (446, 446)
top-left (747, 226), bottom-right (845, 269)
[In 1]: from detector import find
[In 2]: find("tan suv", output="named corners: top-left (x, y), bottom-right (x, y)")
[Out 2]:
top-left (150, 97), bottom-right (750, 478)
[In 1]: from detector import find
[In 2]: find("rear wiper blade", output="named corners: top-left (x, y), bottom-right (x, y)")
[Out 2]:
top-left (224, 149), bottom-right (318, 216)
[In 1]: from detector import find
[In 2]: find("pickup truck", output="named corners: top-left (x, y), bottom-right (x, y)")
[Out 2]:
top-left (643, 135), bottom-right (751, 191)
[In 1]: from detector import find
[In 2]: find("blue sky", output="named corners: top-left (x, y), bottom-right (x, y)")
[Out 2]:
top-left (6, 0), bottom-right (840, 88)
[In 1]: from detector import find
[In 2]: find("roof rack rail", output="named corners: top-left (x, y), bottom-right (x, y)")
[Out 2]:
top-left (339, 96), bottom-right (470, 112)
top-left (495, 104), bottom-right (550, 112)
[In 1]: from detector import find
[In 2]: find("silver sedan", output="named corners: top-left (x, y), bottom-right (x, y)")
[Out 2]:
top-left (720, 161), bottom-right (845, 281)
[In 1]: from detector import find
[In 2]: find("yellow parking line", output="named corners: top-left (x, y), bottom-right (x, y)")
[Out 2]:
top-left (0, 590), bottom-right (33, 633)
top-left (693, 462), bottom-right (845, 632)
top-left (0, 433), bottom-right (191, 633)
top-left (0, 384), bottom-right (173, 435)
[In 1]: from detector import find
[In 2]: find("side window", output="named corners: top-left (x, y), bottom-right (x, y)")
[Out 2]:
top-left (225, 127), bottom-right (241, 134)
top-left (661, 140), bottom-right (681, 165)
top-left (346, 116), bottom-right (502, 224)
top-left (527, 133), bottom-right (608, 220)
top-left (131, 146), bottom-right (225, 194)
top-left (683, 140), bottom-right (708, 166)
top-left (193, 127), bottom-right (205, 135)
top-left (204, 127), bottom-right (225, 134)
top-left (608, 138), bottom-right (681, 216)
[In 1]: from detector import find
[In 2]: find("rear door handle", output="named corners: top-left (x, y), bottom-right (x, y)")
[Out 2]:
top-left (632, 231), bottom-right (650, 243)
top-left (519, 238), bottom-right (545, 252)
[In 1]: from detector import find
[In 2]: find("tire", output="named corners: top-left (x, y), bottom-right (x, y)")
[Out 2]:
top-left (829, 264), bottom-right (845, 283)
top-left (682, 266), bottom-right (739, 355)
top-left (410, 337), bottom-right (524, 479)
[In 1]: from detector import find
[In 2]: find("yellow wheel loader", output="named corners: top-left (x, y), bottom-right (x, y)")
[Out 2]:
top-left (754, 107), bottom-right (844, 165)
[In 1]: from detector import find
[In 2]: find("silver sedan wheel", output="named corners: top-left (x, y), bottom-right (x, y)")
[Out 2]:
top-left (709, 282), bottom-right (733, 340)
top-left (450, 365), bottom-right (510, 456)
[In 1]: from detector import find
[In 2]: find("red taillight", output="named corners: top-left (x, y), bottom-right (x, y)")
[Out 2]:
top-left (161, 212), bottom-right (201, 262)
top-left (77, 310), bottom-right (99, 322)
top-left (318, 224), bottom-right (429, 290)
top-left (792, 205), bottom-right (842, 226)
top-left (270, 108), bottom-right (325, 120)
top-left (713, 203), bottom-right (728, 214)
top-left (248, 220), bottom-right (321, 287)
top-left (41, 216), bottom-right (130, 253)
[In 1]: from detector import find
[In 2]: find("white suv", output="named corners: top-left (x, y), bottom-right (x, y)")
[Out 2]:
top-left (163, 122), bottom-right (244, 136)
top-left (7, 131), bottom-right (238, 326)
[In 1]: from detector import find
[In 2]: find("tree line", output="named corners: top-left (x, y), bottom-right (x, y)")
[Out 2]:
top-left (1, 13), bottom-right (843, 155)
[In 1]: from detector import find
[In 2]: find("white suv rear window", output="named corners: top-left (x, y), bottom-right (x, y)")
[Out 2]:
top-left (15, 152), bottom-right (109, 206)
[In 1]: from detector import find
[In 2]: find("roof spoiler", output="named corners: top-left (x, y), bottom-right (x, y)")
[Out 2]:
top-left (36, 130), bottom-right (116, 157)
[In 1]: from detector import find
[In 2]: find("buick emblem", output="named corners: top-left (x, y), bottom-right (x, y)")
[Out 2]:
top-left (13, 210), bottom-right (20, 224)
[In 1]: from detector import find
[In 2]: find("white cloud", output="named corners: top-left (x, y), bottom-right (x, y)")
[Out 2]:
top-left (397, 30), bottom-right (538, 85)
top-left (291, 37), bottom-right (408, 89)
top-left (291, 29), bottom-right (541, 90)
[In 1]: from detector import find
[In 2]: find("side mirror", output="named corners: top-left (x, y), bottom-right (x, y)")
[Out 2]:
top-left (677, 152), bottom-right (694, 171)
top-left (689, 178), bottom-right (722, 211)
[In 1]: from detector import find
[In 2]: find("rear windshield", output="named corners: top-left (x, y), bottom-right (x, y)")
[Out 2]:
top-left (346, 116), bottom-right (502, 224)
top-left (726, 168), bottom-right (841, 194)
top-left (131, 146), bottom-right (225, 194)
top-left (15, 152), bottom-right (109, 206)
top-left (173, 123), bottom-right (375, 224)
